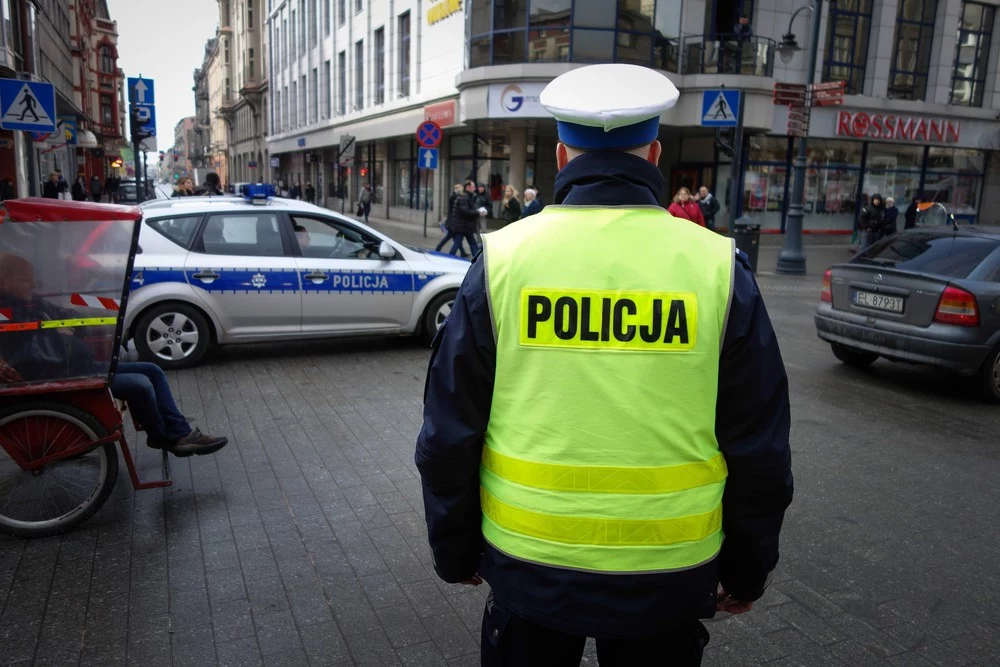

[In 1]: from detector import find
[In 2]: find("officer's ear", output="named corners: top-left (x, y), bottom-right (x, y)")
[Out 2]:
top-left (645, 141), bottom-right (662, 167)
top-left (556, 143), bottom-right (571, 171)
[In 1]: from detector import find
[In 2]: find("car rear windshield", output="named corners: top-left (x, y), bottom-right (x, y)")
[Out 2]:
top-left (857, 233), bottom-right (998, 278)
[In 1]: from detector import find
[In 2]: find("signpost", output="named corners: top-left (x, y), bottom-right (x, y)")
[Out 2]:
top-left (0, 80), bottom-right (56, 133)
top-left (700, 89), bottom-right (740, 128)
top-left (415, 122), bottom-right (442, 237)
top-left (127, 76), bottom-right (156, 203)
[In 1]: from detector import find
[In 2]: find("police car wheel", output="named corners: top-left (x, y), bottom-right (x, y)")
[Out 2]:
top-left (422, 291), bottom-right (457, 344)
top-left (135, 303), bottom-right (211, 369)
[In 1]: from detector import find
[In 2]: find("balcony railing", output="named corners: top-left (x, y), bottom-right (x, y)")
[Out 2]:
top-left (682, 35), bottom-right (776, 76)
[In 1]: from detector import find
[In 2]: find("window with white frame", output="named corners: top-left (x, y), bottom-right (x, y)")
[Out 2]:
top-left (949, 1), bottom-right (995, 107)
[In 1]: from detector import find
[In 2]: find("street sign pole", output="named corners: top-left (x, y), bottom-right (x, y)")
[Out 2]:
top-left (423, 169), bottom-right (429, 238)
top-left (728, 91), bottom-right (746, 239)
top-left (777, 0), bottom-right (823, 275)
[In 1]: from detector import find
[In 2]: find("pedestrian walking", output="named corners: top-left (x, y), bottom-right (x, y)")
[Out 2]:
top-left (172, 177), bottom-right (195, 197)
top-left (41, 172), bottom-right (58, 199)
top-left (71, 175), bottom-right (88, 202)
top-left (521, 188), bottom-right (542, 219)
top-left (501, 185), bottom-right (521, 226)
top-left (904, 194), bottom-right (921, 230)
top-left (194, 172), bottom-right (224, 196)
top-left (883, 197), bottom-right (899, 238)
top-left (668, 186), bottom-right (706, 226)
top-left (415, 63), bottom-right (793, 666)
top-left (359, 184), bottom-right (373, 222)
top-left (858, 193), bottom-right (886, 250)
top-left (305, 181), bottom-right (316, 204)
top-left (90, 175), bottom-right (103, 203)
top-left (697, 185), bottom-right (721, 231)
top-left (433, 179), bottom-right (481, 257)
top-left (474, 184), bottom-right (491, 235)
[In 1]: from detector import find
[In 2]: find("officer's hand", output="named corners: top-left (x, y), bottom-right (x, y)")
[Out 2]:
top-left (716, 586), bottom-right (754, 615)
top-left (460, 575), bottom-right (483, 586)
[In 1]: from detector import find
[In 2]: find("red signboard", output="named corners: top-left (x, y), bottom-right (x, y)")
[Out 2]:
top-left (810, 81), bottom-right (845, 106)
top-left (424, 100), bottom-right (456, 128)
top-left (811, 81), bottom-right (845, 92)
top-left (772, 82), bottom-right (807, 106)
top-left (836, 111), bottom-right (961, 143)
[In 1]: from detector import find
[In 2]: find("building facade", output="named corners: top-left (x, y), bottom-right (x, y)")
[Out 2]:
top-left (265, 0), bottom-right (1000, 231)
top-left (192, 37), bottom-right (219, 183)
top-left (222, 0), bottom-right (269, 186)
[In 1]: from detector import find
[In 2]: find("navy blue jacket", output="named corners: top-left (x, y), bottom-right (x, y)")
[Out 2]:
top-left (415, 151), bottom-right (793, 639)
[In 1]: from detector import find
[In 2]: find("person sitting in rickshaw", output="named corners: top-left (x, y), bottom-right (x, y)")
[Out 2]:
top-left (0, 253), bottom-right (227, 457)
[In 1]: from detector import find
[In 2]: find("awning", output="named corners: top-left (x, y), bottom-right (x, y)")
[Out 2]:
top-left (76, 130), bottom-right (99, 148)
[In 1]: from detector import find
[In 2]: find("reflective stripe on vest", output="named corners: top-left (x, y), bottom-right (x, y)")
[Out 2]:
top-left (482, 205), bottom-right (735, 574)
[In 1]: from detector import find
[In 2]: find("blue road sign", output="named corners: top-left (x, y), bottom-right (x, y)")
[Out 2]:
top-left (701, 89), bottom-right (741, 127)
top-left (127, 77), bottom-right (155, 105)
top-left (0, 80), bottom-right (56, 132)
top-left (416, 121), bottom-right (442, 148)
top-left (131, 103), bottom-right (156, 136)
top-left (58, 116), bottom-right (77, 144)
top-left (418, 147), bottom-right (439, 170)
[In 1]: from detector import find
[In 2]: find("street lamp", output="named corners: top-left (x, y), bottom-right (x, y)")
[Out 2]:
top-left (776, 5), bottom-right (813, 64)
top-left (776, 0), bottom-right (823, 275)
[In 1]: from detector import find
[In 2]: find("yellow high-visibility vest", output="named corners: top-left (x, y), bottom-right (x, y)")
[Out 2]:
top-left (481, 205), bottom-right (735, 573)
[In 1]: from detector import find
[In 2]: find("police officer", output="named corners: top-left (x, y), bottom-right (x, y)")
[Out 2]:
top-left (415, 64), bottom-right (793, 666)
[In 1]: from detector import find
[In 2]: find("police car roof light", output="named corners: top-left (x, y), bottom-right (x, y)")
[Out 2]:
top-left (241, 183), bottom-right (276, 203)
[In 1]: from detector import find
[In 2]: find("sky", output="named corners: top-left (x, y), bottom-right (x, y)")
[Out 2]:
top-left (106, 0), bottom-right (220, 149)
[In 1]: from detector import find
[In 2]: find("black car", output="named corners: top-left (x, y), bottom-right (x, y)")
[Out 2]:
top-left (815, 226), bottom-right (1000, 402)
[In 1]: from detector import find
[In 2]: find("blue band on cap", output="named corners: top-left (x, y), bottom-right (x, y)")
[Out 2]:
top-left (556, 117), bottom-right (660, 150)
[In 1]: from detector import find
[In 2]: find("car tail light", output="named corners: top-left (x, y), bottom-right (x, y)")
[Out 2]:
top-left (821, 269), bottom-right (832, 303)
top-left (934, 286), bottom-right (979, 326)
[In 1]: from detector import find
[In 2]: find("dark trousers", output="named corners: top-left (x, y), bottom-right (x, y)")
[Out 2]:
top-left (481, 595), bottom-right (709, 667)
top-left (110, 362), bottom-right (191, 442)
top-left (450, 232), bottom-right (479, 257)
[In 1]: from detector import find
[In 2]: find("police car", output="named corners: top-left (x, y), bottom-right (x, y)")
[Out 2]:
top-left (125, 184), bottom-right (468, 368)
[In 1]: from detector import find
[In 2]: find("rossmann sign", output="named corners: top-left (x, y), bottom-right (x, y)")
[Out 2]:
top-left (836, 110), bottom-right (960, 144)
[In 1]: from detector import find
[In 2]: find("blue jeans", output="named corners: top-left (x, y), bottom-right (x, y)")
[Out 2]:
top-left (859, 230), bottom-right (878, 250)
top-left (110, 362), bottom-right (191, 441)
top-left (450, 232), bottom-right (479, 257)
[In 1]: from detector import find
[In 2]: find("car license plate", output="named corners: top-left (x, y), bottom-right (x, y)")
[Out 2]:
top-left (853, 290), bottom-right (904, 313)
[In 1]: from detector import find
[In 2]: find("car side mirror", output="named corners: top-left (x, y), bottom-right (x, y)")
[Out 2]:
top-left (378, 241), bottom-right (396, 260)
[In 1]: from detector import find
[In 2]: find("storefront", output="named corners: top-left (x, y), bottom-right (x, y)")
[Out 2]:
top-left (751, 106), bottom-right (999, 232)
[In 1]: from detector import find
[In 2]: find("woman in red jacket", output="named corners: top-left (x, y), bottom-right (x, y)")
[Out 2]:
top-left (667, 187), bottom-right (706, 226)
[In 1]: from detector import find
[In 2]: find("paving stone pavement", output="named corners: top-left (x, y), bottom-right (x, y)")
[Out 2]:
top-left (1, 270), bottom-right (999, 665)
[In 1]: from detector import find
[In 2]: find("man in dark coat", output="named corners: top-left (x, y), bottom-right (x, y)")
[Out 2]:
top-left (439, 180), bottom-right (482, 257)
top-left (883, 197), bottom-right (900, 238)
top-left (194, 172), bottom-right (224, 196)
top-left (904, 195), bottom-right (921, 230)
top-left (858, 193), bottom-right (886, 249)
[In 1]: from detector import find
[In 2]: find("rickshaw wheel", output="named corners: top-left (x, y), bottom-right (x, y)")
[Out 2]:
top-left (0, 402), bottom-right (119, 538)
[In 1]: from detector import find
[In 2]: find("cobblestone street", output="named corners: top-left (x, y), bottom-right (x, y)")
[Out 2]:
top-left (1, 245), bottom-right (999, 665)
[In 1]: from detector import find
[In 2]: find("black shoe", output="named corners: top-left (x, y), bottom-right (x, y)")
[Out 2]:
top-left (169, 429), bottom-right (229, 457)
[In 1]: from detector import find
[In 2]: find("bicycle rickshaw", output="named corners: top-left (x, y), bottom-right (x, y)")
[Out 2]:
top-left (0, 198), bottom-right (172, 539)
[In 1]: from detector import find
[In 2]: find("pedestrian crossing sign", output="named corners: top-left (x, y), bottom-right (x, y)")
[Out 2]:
top-left (701, 89), bottom-right (740, 127)
top-left (0, 80), bottom-right (56, 133)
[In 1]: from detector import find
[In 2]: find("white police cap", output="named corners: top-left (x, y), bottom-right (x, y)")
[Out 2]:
top-left (540, 64), bottom-right (679, 150)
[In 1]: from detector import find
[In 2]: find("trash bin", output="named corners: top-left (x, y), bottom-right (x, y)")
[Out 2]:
top-left (733, 216), bottom-right (761, 274)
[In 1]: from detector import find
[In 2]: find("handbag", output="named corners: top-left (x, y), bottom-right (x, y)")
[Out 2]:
top-left (356, 202), bottom-right (364, 216)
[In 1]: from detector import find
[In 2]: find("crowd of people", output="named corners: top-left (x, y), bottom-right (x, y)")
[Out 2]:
top-left (666, 185), bottom-right (722, 230)
top-left (40, 170), bottom-right (123, 203)
top-left (434, 180), bottom-right (546, 257)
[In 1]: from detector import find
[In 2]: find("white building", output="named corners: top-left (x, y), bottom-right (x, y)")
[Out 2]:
top-left (266, 0), bottom-right (1000, 232)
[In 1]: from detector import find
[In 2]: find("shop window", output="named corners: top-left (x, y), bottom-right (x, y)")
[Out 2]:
top-left (949, 2), bottom-right (995, 107)
top-left (889, 0), bottom-right (938, 101)
top-left (866, 143), bottom-right (924, 171)
top-left (821, 0), bottom-right (873, 95)
top-left (926, 147), bottom-right (985, 172)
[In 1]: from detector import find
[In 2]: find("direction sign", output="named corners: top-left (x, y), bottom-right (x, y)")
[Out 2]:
top-left (339, 134), bottom-right (356, 166)
top-left (415, 120), bottom-right (442, 148)
top-left (127, 77), bottom-right (156, 105)
top-left (417, 147), bottom-right (439, 170)
top-left (700, 89), bottom-right (740, 127)
top-left (0, 80), bottom-right (56, 132)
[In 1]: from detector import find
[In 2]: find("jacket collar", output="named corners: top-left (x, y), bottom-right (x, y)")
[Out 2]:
top-left (553, 152), bottom-right (665, 207)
